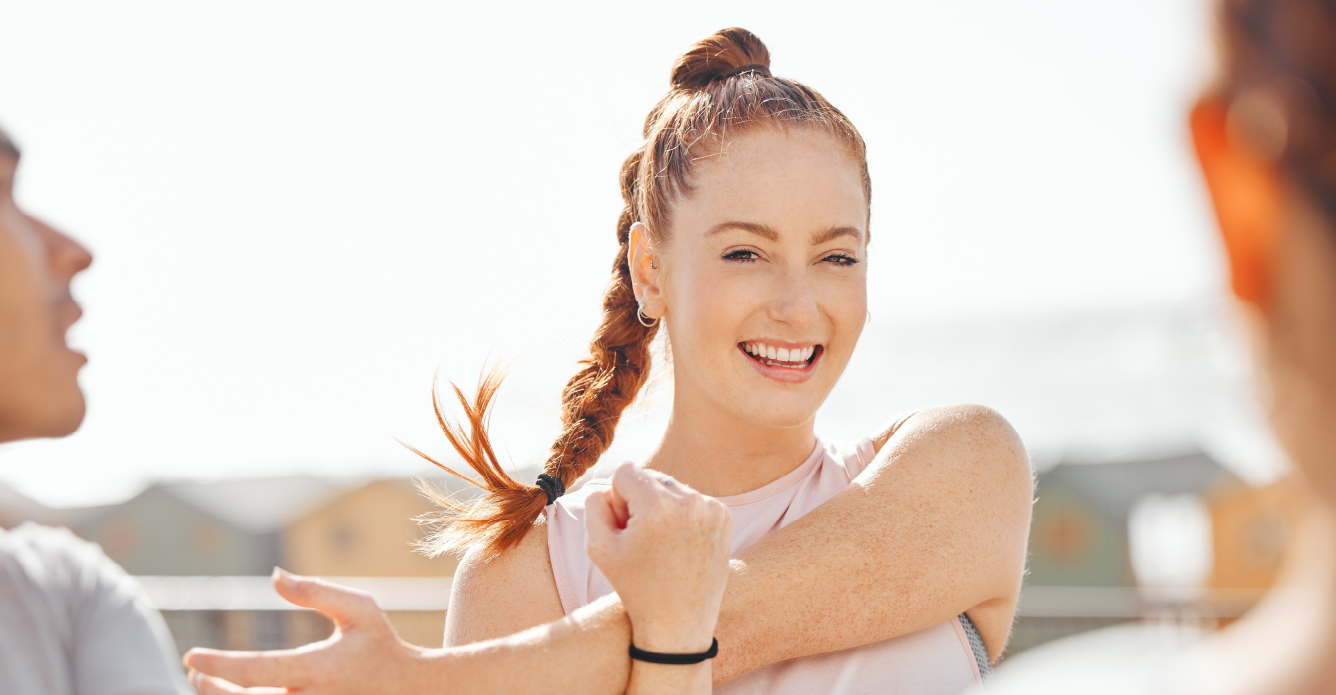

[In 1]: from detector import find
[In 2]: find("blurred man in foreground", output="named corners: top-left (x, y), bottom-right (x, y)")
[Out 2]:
top-left (0, 128), bottom-right (191, 695)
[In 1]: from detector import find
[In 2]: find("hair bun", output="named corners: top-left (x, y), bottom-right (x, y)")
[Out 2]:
top-left (670, 28), bottom-right (772, 90)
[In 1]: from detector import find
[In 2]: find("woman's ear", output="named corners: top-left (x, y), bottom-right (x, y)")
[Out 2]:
top-left (628, 222), bottom-right (664, 318)
top-left (1190, 97), bottom-right (1283, 307)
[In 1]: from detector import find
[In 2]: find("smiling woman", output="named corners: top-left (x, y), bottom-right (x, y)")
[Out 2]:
top-left (184, 27), bottom-right (1031, 695)
top-left (423, 27), bottom-right (988, 694)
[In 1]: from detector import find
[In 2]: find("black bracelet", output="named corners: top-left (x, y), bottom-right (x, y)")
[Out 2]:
top-left (628, 638), bottom-right (719, 665)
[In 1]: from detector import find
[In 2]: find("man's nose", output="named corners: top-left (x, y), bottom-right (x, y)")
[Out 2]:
top-left (35, 217), bottom-right (92, 277)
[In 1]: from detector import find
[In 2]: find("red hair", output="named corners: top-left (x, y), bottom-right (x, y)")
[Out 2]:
top-left (413, 27), bottom-right (870, 559)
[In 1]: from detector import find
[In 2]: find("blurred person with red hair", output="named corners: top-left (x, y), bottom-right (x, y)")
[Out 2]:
top-left (981, 0), bottom-right (1336, 692)
top-left (0, 129), bottom-right (191, 695)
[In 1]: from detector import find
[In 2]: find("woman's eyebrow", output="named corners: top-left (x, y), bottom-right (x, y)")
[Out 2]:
top-left (811, 226), bottom-right (863, 244)
top-left (706, 221), bottom-right (779, 240)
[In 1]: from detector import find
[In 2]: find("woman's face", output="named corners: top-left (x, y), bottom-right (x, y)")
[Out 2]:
top-left (650, 127), bottom-right (868, 430)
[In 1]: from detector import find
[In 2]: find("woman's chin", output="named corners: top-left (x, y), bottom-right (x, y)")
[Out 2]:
top-left (730, 399), bottom-right (821, 431)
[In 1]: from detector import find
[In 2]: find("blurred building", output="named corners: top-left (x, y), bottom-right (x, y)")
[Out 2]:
top-left (282, 478), bottom-right (459, 647)
top-left (285, 478), bottom-right (457, 577)
top-left (1209, 475), bottom-right (1306, 594)
top-left (1014, 451), bottom-right (1304, 658)
top-left (1028, 452), bottom-right (1238, 587)
top-left (0, 475), bottom-right (461, 652)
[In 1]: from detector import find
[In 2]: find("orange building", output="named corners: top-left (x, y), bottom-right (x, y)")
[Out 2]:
top-left (1208, 475), bottom-right (1308, 593)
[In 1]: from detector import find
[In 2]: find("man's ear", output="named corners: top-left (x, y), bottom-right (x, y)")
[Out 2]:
top-left (1190, 97), bottom-right (1283, 306)
top-left (628, 222), bottom-right (664, 317)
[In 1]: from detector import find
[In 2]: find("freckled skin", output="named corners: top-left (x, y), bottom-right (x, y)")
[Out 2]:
top-left (654, 127), bottom-right (866, 431)
top-left (630, 127), bottom-right (868, 497)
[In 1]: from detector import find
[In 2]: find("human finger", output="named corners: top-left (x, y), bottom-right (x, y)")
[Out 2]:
top-left (189, 671), bottom-right (288, 695)
top-left (585, 489), bottom-right (622, 566)
top-left (183, 647), bottom-right (311, 689)
top-left (606, 472), bottom-right (631, 527)
top-left (608, 462), bottom-right (673, 517)
top-left (271, 567), bottom-right (380, 628)
top-left (586, 489), bottom-right (621, 534)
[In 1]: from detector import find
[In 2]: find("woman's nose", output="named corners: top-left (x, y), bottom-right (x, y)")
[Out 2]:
top-left (766, 266), bottom-right (819, 328)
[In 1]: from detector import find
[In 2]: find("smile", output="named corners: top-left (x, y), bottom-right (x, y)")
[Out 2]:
top-left (739, 341), bottom-right (821, 370)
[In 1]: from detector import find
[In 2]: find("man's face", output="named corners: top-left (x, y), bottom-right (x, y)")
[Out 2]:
top-left (0, 132), bottom-right (93, 443)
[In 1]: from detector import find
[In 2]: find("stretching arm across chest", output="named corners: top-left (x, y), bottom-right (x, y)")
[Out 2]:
top-left (440, 405), bottom-right (1031, 692)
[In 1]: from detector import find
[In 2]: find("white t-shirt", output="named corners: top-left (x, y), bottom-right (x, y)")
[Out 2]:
top-left (0, 523), bottom-right (192, 695)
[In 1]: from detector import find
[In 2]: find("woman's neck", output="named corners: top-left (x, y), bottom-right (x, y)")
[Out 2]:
top-left (644, 390), bottom-right (817, 498)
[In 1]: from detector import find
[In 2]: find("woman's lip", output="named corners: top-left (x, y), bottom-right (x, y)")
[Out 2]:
top-left (738, 344), bottom-right (822, 384)
top-left (740, 338), bottom-right (817, 350)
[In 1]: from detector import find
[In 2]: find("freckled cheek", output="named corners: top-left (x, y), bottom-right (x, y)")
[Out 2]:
top-left (821, 281), bottom-right (867, 357)
top-left (672, 276), bottom-right (755, 354)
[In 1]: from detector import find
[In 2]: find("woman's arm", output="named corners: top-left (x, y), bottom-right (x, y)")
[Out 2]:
top-left (444, 464), bottom-right (732, 695)
top-left (185, 404), bottom-right (1032, 693)
top-left (443, 519), bottom-right (564, 647)
top-left (585, 465), bottom-right (732, 695)
top-left (714, 404), bottom-right (1031, 675)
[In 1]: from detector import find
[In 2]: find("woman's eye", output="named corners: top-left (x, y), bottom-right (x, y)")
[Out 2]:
top-left (723, 249), bottom-right (761, 263)
top-left (823, 253), bottom-right (859, 267)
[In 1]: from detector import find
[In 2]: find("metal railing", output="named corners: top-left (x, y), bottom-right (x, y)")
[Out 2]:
top-left (135, 579), bottom-right (1269, 658)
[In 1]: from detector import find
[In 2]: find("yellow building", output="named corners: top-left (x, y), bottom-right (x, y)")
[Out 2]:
top-left (284, 478), bottom-right (461, 648)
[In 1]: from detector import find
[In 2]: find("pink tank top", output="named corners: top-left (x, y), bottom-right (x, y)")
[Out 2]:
top-left (546, 437), bottom-right (984, 694)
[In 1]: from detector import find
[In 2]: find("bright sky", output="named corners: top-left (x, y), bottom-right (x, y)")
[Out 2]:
top-left (0, 0), bottom-right (1247, 508)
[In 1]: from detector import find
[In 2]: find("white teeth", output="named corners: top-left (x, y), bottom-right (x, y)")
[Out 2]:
top-left (744, 342), bottom-right (818, 365)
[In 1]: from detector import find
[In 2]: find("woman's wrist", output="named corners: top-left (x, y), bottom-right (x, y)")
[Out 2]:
top-left (630, 620), bottom-right (717, 654)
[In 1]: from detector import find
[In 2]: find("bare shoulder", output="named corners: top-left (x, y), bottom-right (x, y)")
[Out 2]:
top-left (443, 517), bottom-right (565, 647)
top-left (869, 404), bottom-right (1032, 660)
top-left (871, 404), bottom-right (1030, 482)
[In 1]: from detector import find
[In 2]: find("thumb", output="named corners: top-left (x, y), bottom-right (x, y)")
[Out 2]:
top-left (584, 489), bottom-right (621, 564)
top-left (609, 462), bottom-right (666, 518)
top-left (607, 474), bottom-right (630, 528)
top-left (271, 568), bottom-right (380, 629)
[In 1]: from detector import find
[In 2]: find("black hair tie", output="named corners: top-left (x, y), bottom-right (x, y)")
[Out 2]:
top-left (715, 64), bottom-right (770, 81)
top-left (629, 638), bottom-right (719, 665)
top-left (535, 473), bottom-right (565, 505)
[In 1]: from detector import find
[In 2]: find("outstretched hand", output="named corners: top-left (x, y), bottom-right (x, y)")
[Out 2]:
top-left (183, 569), bottom-right (429, 694)
top-left (584, 463), bottom-right (733, 655)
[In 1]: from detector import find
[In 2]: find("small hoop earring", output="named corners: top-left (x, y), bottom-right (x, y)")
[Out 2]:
top-left (866, 310), bottom-right (872, 325)
top-left (637, 305), bottom-right (658, 328)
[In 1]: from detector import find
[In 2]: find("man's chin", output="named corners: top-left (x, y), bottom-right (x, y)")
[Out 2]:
top-left (25, 385), bottom-right (86, 442)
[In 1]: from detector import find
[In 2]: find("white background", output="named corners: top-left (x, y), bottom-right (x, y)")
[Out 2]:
top-left (1, 0), bottom-right (1274, 508)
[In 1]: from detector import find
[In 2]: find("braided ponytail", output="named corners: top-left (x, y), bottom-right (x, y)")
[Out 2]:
top-left (414, 27), bottom-right (869, 558)
top-left (412, 147), bottom-right (658, 558)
